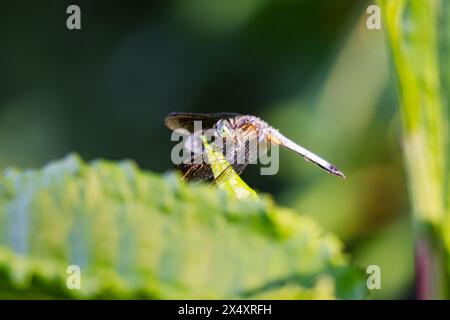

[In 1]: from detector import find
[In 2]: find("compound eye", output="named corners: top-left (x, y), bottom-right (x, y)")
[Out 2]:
top-left (216, 120), bottom-right (232, 138)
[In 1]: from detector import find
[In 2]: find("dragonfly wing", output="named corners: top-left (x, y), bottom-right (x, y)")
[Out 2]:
top-left (165, 112), bottom-right (241, 132)
top-left (177, 148), bottom-right (249, 184)
top-left (172, 114), bottom-right (257, 183)
top-left (176, 162), bottom-right (214, 183)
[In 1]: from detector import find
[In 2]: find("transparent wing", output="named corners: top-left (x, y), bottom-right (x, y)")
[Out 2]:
top-left (165, 112), bottom-right (241, 132)
top-left (176, 122), bottom-right (261, 184)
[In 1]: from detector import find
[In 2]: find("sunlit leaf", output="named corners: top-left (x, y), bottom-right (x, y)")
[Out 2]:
top-left (0, 154), bottom-right (366, 299)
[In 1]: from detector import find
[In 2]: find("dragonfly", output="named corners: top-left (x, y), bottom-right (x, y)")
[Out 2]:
top-left (165, 112), bottom-right (345, 184)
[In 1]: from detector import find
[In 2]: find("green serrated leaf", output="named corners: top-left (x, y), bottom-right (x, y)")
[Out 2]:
top-left (0, 154), bottom-right (366, 299)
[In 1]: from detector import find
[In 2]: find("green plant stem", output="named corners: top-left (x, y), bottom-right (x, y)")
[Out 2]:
top-left (379, 0), bottom-right (449, 299)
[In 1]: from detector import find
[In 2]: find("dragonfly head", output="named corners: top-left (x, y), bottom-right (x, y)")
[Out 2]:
top-left (215, 119), bottom-right (233, 138)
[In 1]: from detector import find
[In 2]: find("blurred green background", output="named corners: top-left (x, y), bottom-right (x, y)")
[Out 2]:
top-left (0, 0), bottom-right (413, 298)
